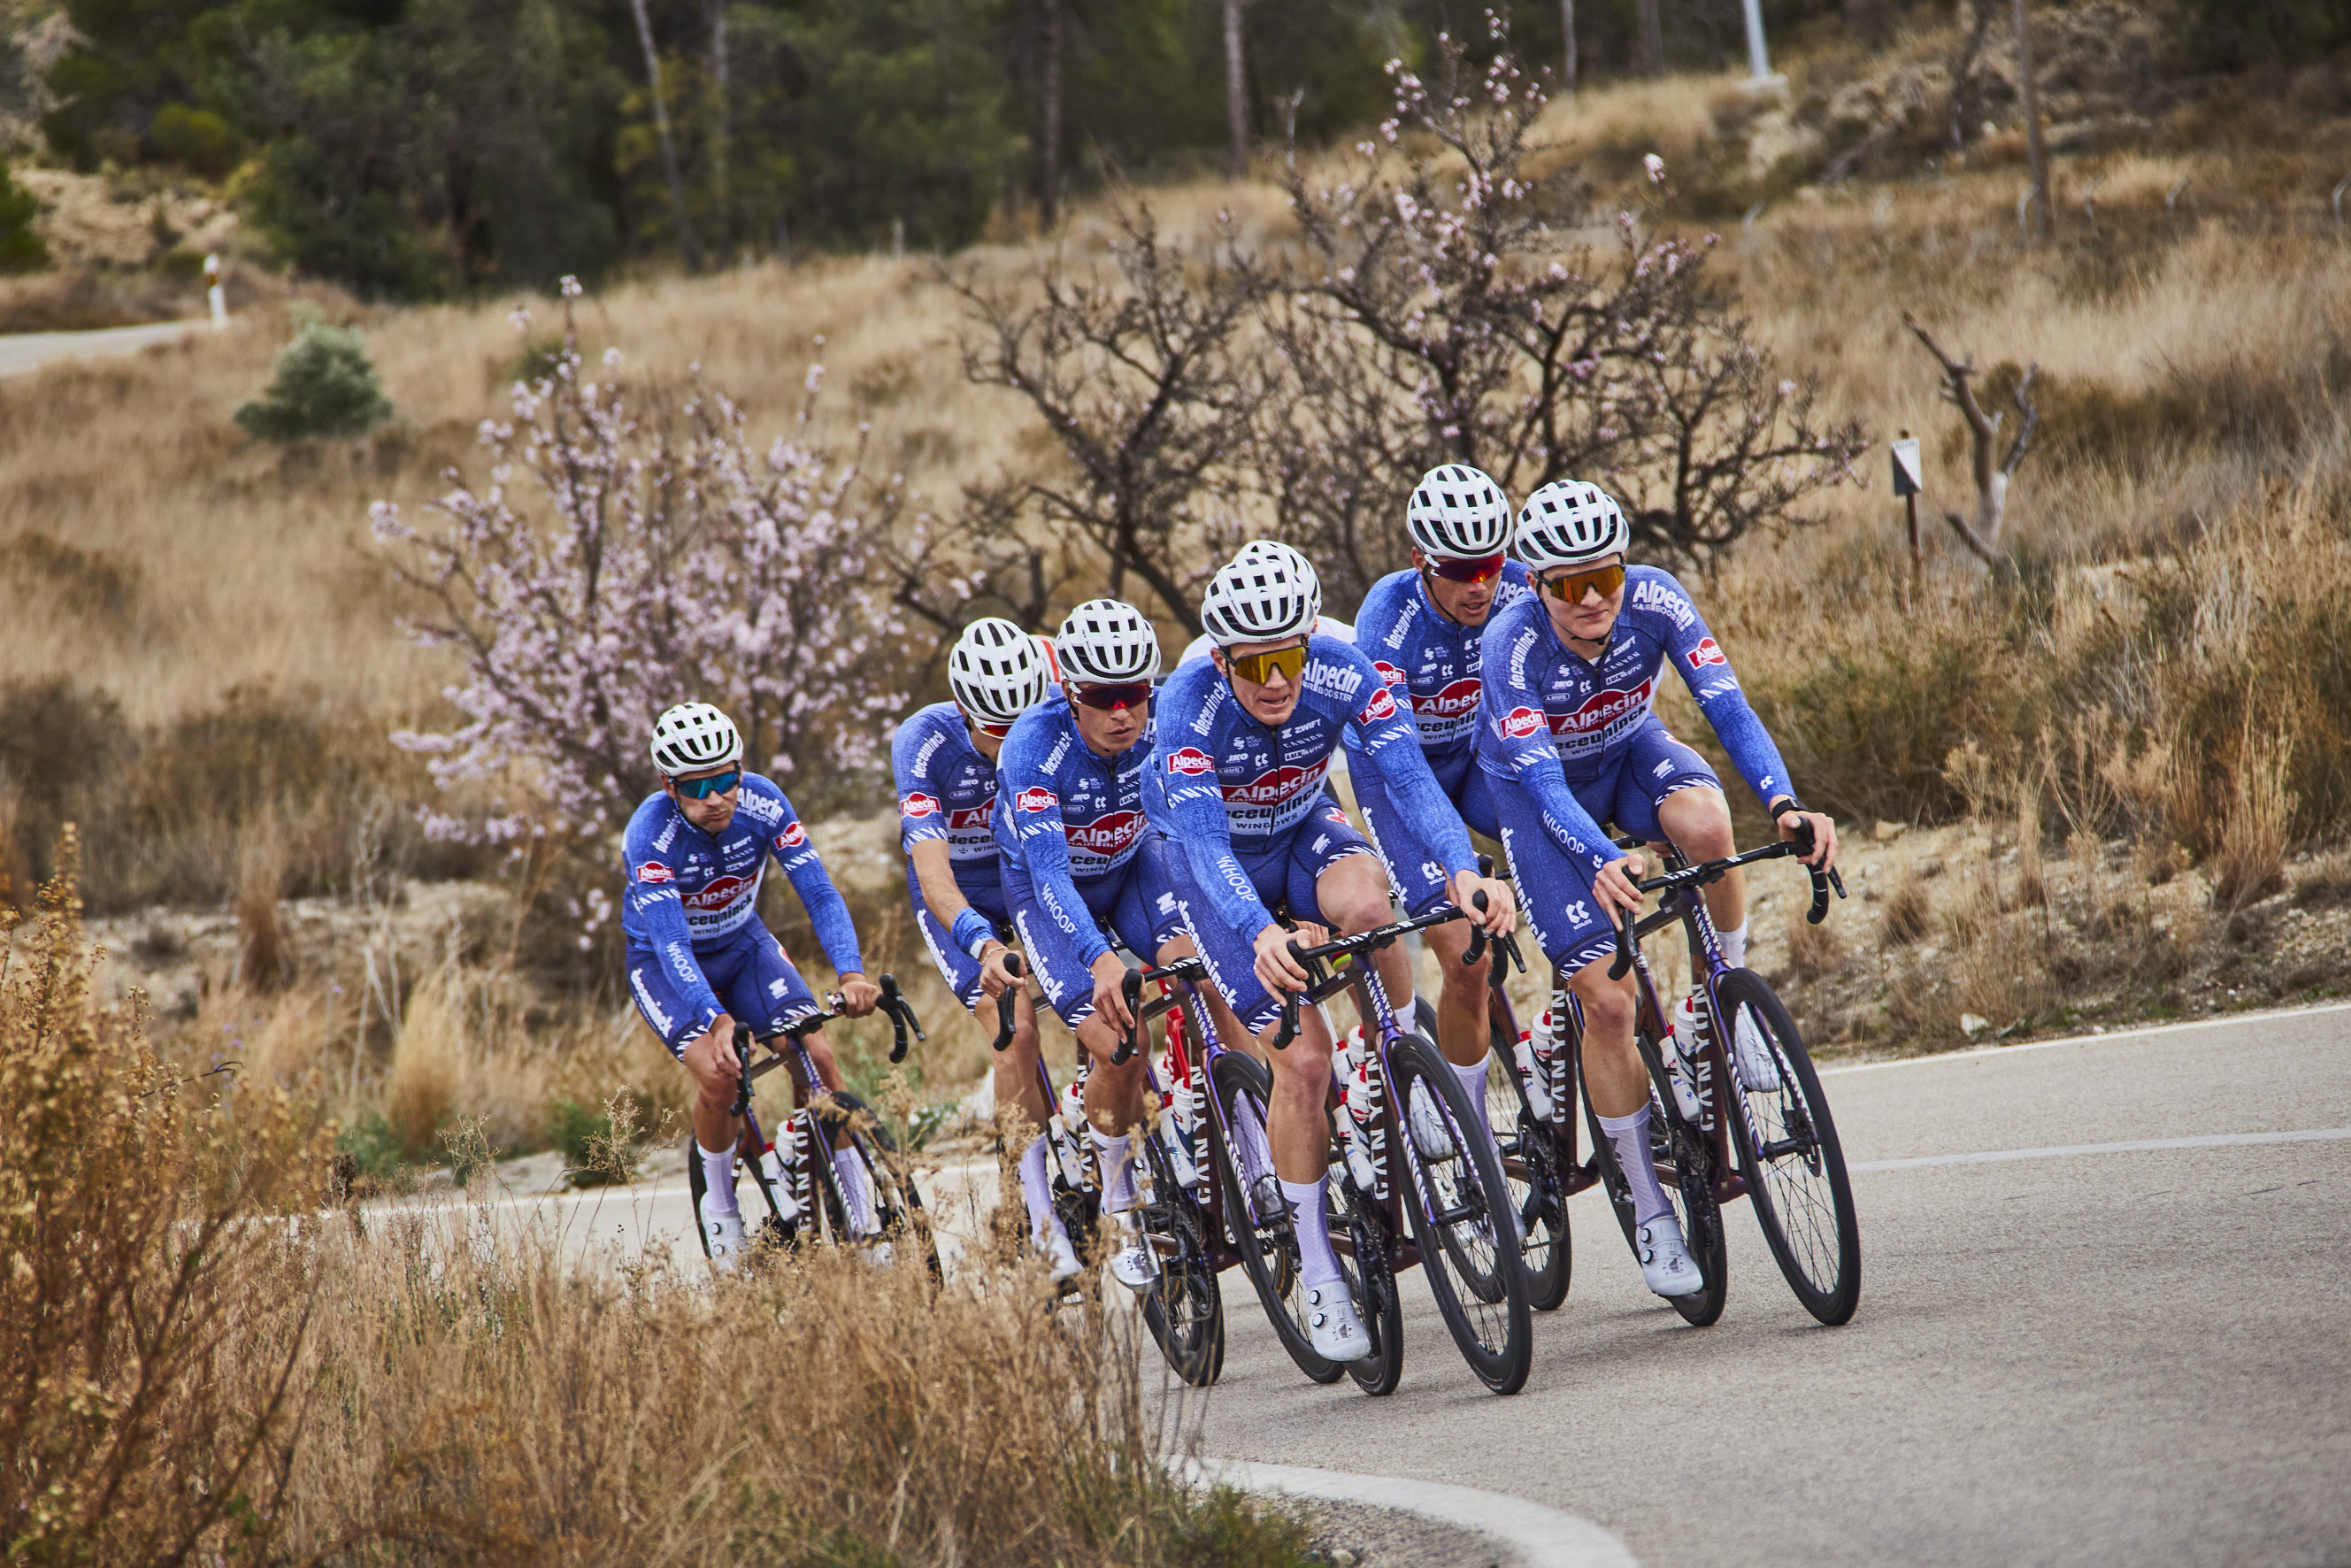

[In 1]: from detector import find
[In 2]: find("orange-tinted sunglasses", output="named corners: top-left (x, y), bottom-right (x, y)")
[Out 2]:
top-left (1537, 562), bottom-right (1626, 604)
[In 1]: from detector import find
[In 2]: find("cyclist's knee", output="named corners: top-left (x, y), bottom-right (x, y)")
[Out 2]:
top-left (1568, 972), bottom-right (1635, 1034)
top-left (1662, 787), bottom-right (1734, 857)
top-left (1321, 873), bottom-right (1393, 934)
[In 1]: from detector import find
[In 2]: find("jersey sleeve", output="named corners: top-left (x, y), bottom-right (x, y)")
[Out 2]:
top-left (759, 783), bottom-right (865, 976)
top-left (1002, 731), bottom-right (1110, 972)
top-left (1347, 575), bottom-right (1421, 756)
top-left (1480, 613), bottom-right (1617, 870)
top-left (1334, 642), bottom-right (1479, 881)
top-left (1149, 674), bottom-right (1277, 943)
top-left (1648, 576), bottom-right (1795, 808)
top-left (621, 810), bottom-right (724, 1030)
top-left (890, 714), bottom-right (949, 855)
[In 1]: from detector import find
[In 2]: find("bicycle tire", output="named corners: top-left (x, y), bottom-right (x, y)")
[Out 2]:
top-left (688, 1130), bottom-right (800, 1257)
top-left (1714, 968), bottom-right (1862, 1325)
top-left (1483, 1015), bottom-right (1572, 1312)
top-left (1138, 1126), bottom-right (1225, 1386)
top-left (1579, 1043), bottom-right (1729, 1327)
top-left (1208, 1050), bottom-right (1342, 1385)
top-left (1391, 1032), bottom-right (1533, 1395)
top-left (805, 1092), bottom-right (940, 1280)
top-left (1329, 1169), bottom-right (1402, 1395)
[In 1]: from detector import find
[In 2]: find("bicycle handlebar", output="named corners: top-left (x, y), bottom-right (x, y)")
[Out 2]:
top-left (733, 974), bottom-right (926, 1105)
top-left (989, 952), bottom-right (1025, 1053)
top-left (1268, 903), bottom-right (1468, 1050)
top-left (1114, 955), bottom-right (1208, 1065)
top-left (1604, 826), bottom-right (1847, 980)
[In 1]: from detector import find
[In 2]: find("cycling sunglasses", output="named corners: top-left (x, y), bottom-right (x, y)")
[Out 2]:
top-left (671, 768), bottom-right (741, 800)
top-left (1424, 551), bottom-right (1508, 585)
top-left (972, 719), bottom-right (1014, 740)
top-left (1537, 562), bottom-right (1626, 603)
top-left (1072, 680), bottom-right (1152, 712)
top-left (1224, 642), bottom-right (1309, 687)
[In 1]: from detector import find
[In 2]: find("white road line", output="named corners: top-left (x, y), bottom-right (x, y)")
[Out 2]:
top-left (1819, 1000), bottom-right (2351, 1078)
top-left (1852, 1126), bottom-right (2351, 1172)
top-left (1190, 1457), bottom-right (1639, 1568)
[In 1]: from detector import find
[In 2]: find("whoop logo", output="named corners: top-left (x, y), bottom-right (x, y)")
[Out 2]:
top-left (1501, 706), bottom-right (1546, 740)
top-left (1357, 685), bottom-right (1399, 724)
top-left (900, 792), bottom-right (941, 819)
top-left (774, 822), bottom-right (807, 850)
top-left (636, 861), bottom-right (674, 884)
top-left (1684, 638), bottom-right (1727, 670)
top-left (1413, 676), bottom-right (1483, 720)
top-left (1166, 748), bottom-right (1214, 777)
top-left (1016, 787), bottom-right (1057, 814)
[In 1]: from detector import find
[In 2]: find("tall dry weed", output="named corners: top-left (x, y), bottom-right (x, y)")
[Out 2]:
top-left (2214, 723), bottom-right (2297, 910)
top-left (234, 825), bottom-right (288, 989)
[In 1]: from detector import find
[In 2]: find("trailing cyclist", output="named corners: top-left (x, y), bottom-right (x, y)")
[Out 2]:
top-left (890, 619), bottom-right (1067, 1273)
top-left (622, 701), bottom-right (881, 1269)
top-left (995, 599), bottom-right (1253, 1291)
top-left (1477, 480), bottom-right (1840, 1298)
top-left (1150, 540), bottom-right (1517, 1361)
top-left (1350, 464), bottom-right (1533, 1158)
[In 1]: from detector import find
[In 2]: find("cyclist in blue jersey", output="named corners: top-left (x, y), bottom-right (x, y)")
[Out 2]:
top-left (1478, 480), bottom-right (1839, 1298)
top-left (1151, 541), bottom-right (1517, 1361)
top-left (996, 599), bottom-right (1256, 1291)
top-left (890, 620), bottom-right (1066, 1267)
top-left (622, 702), bottom-right (881, 1268)
top-left (1351, 464), bottom-right (1533, 1136)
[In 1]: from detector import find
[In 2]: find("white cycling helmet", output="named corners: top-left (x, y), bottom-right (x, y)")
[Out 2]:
top-left (1200, 540), bottom-right (1322, 647)
top-left (1056, 598), bottom-right (1161, 684)
top-left (650, 701), bottom-right (744, 776)
top-left (948, 616), bottom-right (1051, 726)
top-left (1407, 463), bottom-right (1513, 558)
top-left (1516, 480), bottom-right (1630, 570)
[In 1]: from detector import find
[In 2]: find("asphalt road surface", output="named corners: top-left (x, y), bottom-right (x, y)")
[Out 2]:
top-left (1195, 1004), bottom-right (2351, 1568)
top-left (0, 320), bottom-right (201, 379)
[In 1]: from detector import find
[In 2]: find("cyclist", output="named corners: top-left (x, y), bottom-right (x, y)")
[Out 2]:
top-left (622, 701), bottom-right (880, 1268)
top-left (1151, 541), bottom-right (1517, 1361)
top-left (995, 599), bottom-right (1255, 1291)
top-left (1350, 464), bottom-right (1532, 1152)
top-left (890, 619), bottom-right (1069, 1275)
top-left (1478, 480), bottom-right (1839, 1298)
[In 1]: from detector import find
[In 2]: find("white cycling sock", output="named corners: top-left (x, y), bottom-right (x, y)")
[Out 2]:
top-left (832, 1146), bottom-right (876, 1236)
top-left (1597, 1107), bottom-right (1674, 1226)
top-left (1018, 1133), bottom-right (1061, 1245)
top-left (698, 1140), bottom-right (739, 1218)
top-left (1719, 921), bottom-right (1748, 969)
top-left (1449, 1057), bottom-right (1493, 1138)
top-left (1281, 1176), bottom-right (1344, 1288)
top-left (1091, 1129), bottom-right (1137, 1212)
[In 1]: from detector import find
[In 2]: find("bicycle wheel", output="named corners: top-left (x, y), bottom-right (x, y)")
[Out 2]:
top-left (1208, 1051), bottom-right (1342, 1385)
top-left (809, 1092), bottom-right (940, 1280)
top-left (1579, 1041), bottom-right (1728, 1328)
top-left (1484, 1016), bottom-right (1571, 1312)
top-left (1390, 1032), bottom-right (1532, 1395)
top-left (688, 1129), bottom-right (799, 1257)
top-left (1328, 1169), bottom-right (1402, 1395)
top-left (1715, 969), bottom-right (1862, 1325)
top-left (1138, 1126), bottom-right (1225, 1386)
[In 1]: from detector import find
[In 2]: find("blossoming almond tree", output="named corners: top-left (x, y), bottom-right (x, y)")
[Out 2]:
top-left (371, 280), bottom-right (900, 862)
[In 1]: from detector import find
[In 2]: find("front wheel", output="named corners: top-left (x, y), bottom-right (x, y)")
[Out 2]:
top-left (1485, 1017), bottom-right (1572, 1312)
top-left (1208, 1051), bottom-right (1341, 1385)
top-left (1328, 1169), bottom-right (1402, 1395)
top-left (1138, 1124), bottom-right (1225, 1386)
top-left (809, 1092), bottom-right (943, 1284)
top-left (1715, 969), bottom-right (1862, 1326)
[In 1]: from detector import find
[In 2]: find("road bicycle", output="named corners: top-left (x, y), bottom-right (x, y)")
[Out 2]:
top-left (1249, 902), bottom-right (1535, 1396)
top-left (688, 975), bottom-right (943, 1280)
top-left (1480, 828), bottom-right (1863, 1326)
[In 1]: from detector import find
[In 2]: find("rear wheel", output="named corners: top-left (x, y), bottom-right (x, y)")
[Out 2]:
top-left (1715, 969), bottom-right (1862, 1326)
top-left (1328, 1170), bottom-right (1402, 1395)
top-left (810, 1093), bottom-right (942, 1283)
top-left (1580, 1038), bottom-right (1727, 1328)
top-left (1209, 1051), bottom-right (1341, 1385)
top-left (1484, 1016), bottom-right (1571, 1312)
top-left (1138, 1126), bottom-right (1225, 1386)
top-left (1391, 1032), bottom-right (1532, 1395)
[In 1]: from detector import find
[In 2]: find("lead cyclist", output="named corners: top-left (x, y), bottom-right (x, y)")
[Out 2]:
top-left (620, 702), bottom-right (881, 1268)
top-left (1477, 481), bottom-right (1840, 1297)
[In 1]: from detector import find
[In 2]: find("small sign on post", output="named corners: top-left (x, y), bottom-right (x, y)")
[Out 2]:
top-left (204, 253), bottom-right (227, 328)
top-left (1892, 432), bottom-right (1924, 585)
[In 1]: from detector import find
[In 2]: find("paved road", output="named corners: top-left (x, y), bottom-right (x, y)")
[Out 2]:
top-left (1193, 1005), bottom-right (2351, 1568)
top-left (0, 320), bottom-right (202, 380)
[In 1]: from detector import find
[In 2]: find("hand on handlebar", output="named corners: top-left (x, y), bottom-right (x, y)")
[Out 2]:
top-left (1774, 805), bottom-right (1840, 872)
top-left (834, 972), bottom-right (883, 1018)
top-left (1254, 920), bottom-right (1327, 995)
top-left (1449, 869), bottom-right (1517, 934)
top-left (1593, 855), bottom-right (1645, 918)
top-left (976, 942), bottom-right (1021, 999)
top-left (1088, 950), bottom-right (1136, 1034)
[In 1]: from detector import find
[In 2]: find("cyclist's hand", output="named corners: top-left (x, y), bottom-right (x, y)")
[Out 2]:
top-left (681, 1012), bottom-right (737, 1088)
top-left (1254, 920), bottom-right (1325, 995)
top-left (835, 972), bottom-right (882, 1018)
top-left (1089, 951), bottom-right (1135, 1034)
top-left (977, 942), bottom-right (1019, 999)
top-left (1776, 807), bottom-right (1840, 871)
top-left (1450, 870), bottom-right (1517, 934)
top-left (1592, 856), bottom-right (1644, 918)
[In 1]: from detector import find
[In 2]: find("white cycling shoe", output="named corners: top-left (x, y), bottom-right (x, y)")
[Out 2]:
top-left (1043, 1227), bottom-right (1084, 1285)
top-left (1303, 1284), bottom-right (1372, 1361)
top-left (1733, 1009), bottom-right (1783, 1092)
top-left (1108, 1213), bottom-right (1161, 1289)
top-left (703, 1210), bottom-right (749, 1272)
top-left (1407, 1084), bottom-right (1456, 1160)
top-left (1635, 1216), bottom-right (1704, 1297)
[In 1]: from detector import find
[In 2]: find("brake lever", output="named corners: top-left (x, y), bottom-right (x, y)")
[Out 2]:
top-left (730, 1023), bottom-right (754, 1118)
top-left (1607, 902), bottom-right (1637, 981)
top-left (1113, 970), bottom-right (1145, 1065)
top-left (1465, 890), bottom-right (1490, 966)
top-left (991, 954), bottom-right (1023, 1052)
top-left (880, 972), bottom-right (921, 1063)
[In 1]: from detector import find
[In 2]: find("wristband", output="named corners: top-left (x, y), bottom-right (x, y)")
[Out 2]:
top-left (1769, 794), bottom-right (1807, 818)
top-left (950, 907), bottom-right (995, 959)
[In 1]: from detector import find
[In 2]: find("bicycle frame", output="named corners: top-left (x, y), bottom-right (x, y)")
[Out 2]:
top-left (731, 975), bottom-right (923, 1239)
top-left (1119, 960), bottom-right (1251, 1273)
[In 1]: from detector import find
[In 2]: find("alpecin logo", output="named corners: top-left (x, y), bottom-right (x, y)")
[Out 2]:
top-left (774, 821), bottom-right (808, 849)
top-left (1501, 705), bottom-right (1546, 739)
top-left (1413, 676), bottom-right (1482, 719)
top-left (1356, 684), bottom-right (1399, 724)
top-left (1016, 787), bottom-right (1056, 813)
top-left (682, 874), bottom-right (750, 911)
top-left (1222, 761), bottom-right (1325, 805)
top-left (947, 801), bottom-right (995, 831)
top-left (637, 861), bottom-right (674, 884)
top-left (1068, 811), bottom-right (1142, 853)
top-left (1683, 637), bottom-right (1728, 670)
top-left (1550, 678), bottom-right (1656, 737)
top-left (900, 792), bottom-right (941, 819)
top-left (1166, 747), bottom-right (1214, 776)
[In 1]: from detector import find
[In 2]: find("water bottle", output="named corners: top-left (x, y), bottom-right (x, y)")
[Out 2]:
top-left (759, 1120), bottom-right (804, 1224)
top-left (1663, 993), bottom-right (1704, 1120)
top-left (1330, 1027), bottom-right (1380, 1194)
top-left (1514, 1030), bottom-right (1555, 1121)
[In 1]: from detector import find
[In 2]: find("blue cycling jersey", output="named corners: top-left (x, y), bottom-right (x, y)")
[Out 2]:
top-left (890, 702), bottom-right (1003, 903)
top-left (1476, 565), bottom-right (1793, 864)
top-left (619, 773), bottom-right (864, 1024)
top-left (993, 694), bottom-right (1156, 973)
top-left (1350, 560), bottom-right (1532, 765)
top-left (1149, 634), bottom-right (1475, 942)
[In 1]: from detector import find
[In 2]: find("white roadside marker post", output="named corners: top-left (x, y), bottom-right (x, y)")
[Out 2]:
top-left (205, 253), bottom-right (227, 328)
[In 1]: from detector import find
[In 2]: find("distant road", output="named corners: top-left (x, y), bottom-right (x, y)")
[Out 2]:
top-left (0, 320), bottom-right (204, 380)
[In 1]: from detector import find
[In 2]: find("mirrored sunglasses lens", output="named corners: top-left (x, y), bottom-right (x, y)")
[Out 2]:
top-left (1076, 682), bottom-right (1151, 710)
top-left (1235, 646), bottom-right (1306, 684)
top-left (680, 771), bottom-right (739, 798)
top-left (1431, 554), bottom-right (1505, 583)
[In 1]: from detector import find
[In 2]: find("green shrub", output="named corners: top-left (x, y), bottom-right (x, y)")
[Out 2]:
top-left (545, 1095), bottom-right (626, 1186)
top-left (233, 308), bottom-right (394, 442)
top-left (0, 157), bottom-right (49, 275)
top-left (147, 103), bottom-right (243, 181)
